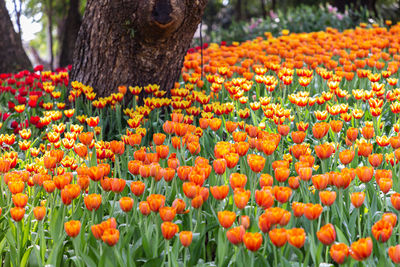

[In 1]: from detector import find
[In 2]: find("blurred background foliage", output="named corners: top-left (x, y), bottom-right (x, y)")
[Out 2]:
top-left (5, 0), bottom-right (400, 67)
top-left (200, 0), bottom-right (400, 44)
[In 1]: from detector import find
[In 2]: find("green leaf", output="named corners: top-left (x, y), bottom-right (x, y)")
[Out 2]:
top-left (335, 226), bottom-right (349, 245)
top-left (5, 229), bottom-right (18, 267)
top-left (20, 246), bottom-right (33, 267)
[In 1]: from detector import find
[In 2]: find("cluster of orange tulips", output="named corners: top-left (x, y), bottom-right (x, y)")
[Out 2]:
top-left (1, 22), bottom-right (400, 266)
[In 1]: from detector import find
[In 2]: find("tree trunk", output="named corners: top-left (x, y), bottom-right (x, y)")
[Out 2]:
top-left (70, 0), bottom-right (208, 100)
top-left (235, 0), bottom-right (242, 21)
top-left (271, 0), bottom-right (276, 10)
top-left (46, 0), bottom-right (54, 70)
top-left (58, 0), bottom-right (81, 67)
top-left (12, 0), bottom-right (22, 37)
top-left (260, 0), bottom-right (266, 18)
top-left (0, 0), bottom-right (31, 73)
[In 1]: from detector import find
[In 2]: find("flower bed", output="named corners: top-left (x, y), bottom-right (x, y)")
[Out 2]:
top-left (1, 22), bottom-right (400, 265)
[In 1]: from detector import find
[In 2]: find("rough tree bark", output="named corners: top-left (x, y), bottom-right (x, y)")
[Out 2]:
top-left (58, 0), bottom-right (81, 67)
top-left (0, 0), bottom-right (31, 73)
top-left (235, 0), bottom-right (242, 21)
top-left (260, 0), bottom-right (266, 19)
top-left (45, 0), bottom-right (54, 70)
top-left (70, 0), bottom-right (208, 99)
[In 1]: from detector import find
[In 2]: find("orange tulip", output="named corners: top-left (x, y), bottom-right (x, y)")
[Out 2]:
top-left (295, 161), bottom-right (309, 174)
top-left (234, 189), bottom-right (251, 209)
top-left (255, 189), bottom-right (274, 209)
top-left (390, 136), bottom-right (400, 149)
top-left (346, 127), bottom-right (358, 141)
top-left (147, 194), bottom-right (166, 212)
top-left (230, 173), bottom-right (247, 189)
top-left (247, 154), bottom-right (265, 173)
top-left (350, 237), bottom-right (373, 261)
top-left (158, 206), bottom-right (176, 222)
top-left (64, 220), bottom-right (81, 237)
top-left (330, 243), bottom-right (350, 264)
top-left (239, 215), bottom-right (250, 229)
top-left (112, 178), bottom-right (127, 193)
top-left (356, 166), bottom-right (373, 183)
top-left (88, 166), bottom-right (104, 181)
top-left (312, 174), bottom-right (328, 190)
top-left (372, 219), bottom-right (393, 242)
top-left (10, 207), bottom-right (25, 222)
top-left (263, 207), bottom-right (285, 225)
top-left (358, 142), bottom-right (373, 157)
top-left (8, 180), bottom-right (24, 194)
top-left (259, 173), bottom-right (273, 187)
top-left (300, 154), bottom-right (315, 167)
top-left (179, 231), bottom-right (193, 247)
top-left (292, 202), bottom-right (305, 217)
top-left (315, 143), bottom-right (334, 160)
top-left (330, 120), bottom-right (343, 133)
top-left (391, 193), bottom-right (400, 210)
top-left (12, 193), bottom-right (28, 208)
top-left (379, 178), bottom-right (392, 194)
top-left (210, 185), bottom-right (229, 200)
top-left (139, 201), bottom-right (151, 216)
top-left (272, 160), bottom-right (290, 170)
top-left (317, 223), bottom-right (336, 245)
top-left (172, 199), bottom-right (188, 214)
top-left (0, 159), bottom-right (11, 173)
top-left (304, 203), bottom-right (323, 220)
top-left (109, 141), bottom-right (125, 155)
top-left (291, 131), bottom-right (306, 144)
top-left (78, 132), bottom-right (93, 146)
top-left (368, 153), bottom-right (383, 167)
top-left (182, 182), bottom-right (199, 199)
top-left (236, 142), bottom-right (249, 157)
top-left (332, 172), bottom-right (351, 189)
top-left (130, 181), bottom-right (145, 196)
top-left (161, 222), bottom-right (179, 240)
top-left (232, 131), bottom-right (247, 142)
top-left (274, 186), bottom-right (292, 204)
top-left (258, 213), bottom-right (272, 233)
top-left (156, 145), bottom-right (169, 159)
top-left (351, 192), bottom-right (365, 208)
top-left (226, 226), bottom-right (245, 245)
top-left (33, 206), bottom-right (46, 221)
top-left (44, 156), bottom-right (57, 169)
top-left (84, 194), bottom-right (102, 211)
top-left (339, 150), bottom-right (355, 165)
top-left (153, 133), bottom-right (166, 145)
top-left (102, 228), bottom-right (120, 246)
top-left (298, 167), bottom-right (312, 181)
top-left (243, 232), bottom-right (262, 251)
top-left (275, 167), bottom-right (290, 182)
top-left (382, 213), bottom-right (397, 227)
top-left (119, 197), bottom-right (134, 212)
top-left (278, 124), bottom-right (290, 136)
top-left (287, 228), bottom-right (306, 248)
top-left (218, 210), bottom-right (236, 229)
top-left (389, 244), bottom-right (400, 264)
top-left (361, 126), bottom-right (374, 139)
top-left (226, 121), bottom-right (238, 133)
top-left (269, 228), bottom-right (287, 247)
top-left (288, 176), bottom-right (300, 189)
top-left (312, 122), bottom-right (330, 139)
top-left (213, 158), bottom-right (227, 175)
top-left (319, 191), bottom-right (336, 206)
top-left (224, 153), bottom-right (240, 169)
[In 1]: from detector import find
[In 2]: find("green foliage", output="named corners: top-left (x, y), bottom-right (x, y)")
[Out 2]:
top-left (204, 4), bottom-right (380, 44)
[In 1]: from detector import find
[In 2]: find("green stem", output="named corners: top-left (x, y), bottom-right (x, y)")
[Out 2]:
top-left (109, 193), bottom-right (118, 217)
top-left (358, 208), bottom-right (362, 239)
top-left (273, 245), bottom-right (278, 267)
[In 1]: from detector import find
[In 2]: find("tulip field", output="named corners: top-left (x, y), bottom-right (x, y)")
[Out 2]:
top-left (2, 22), bottom-right (400, 266)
